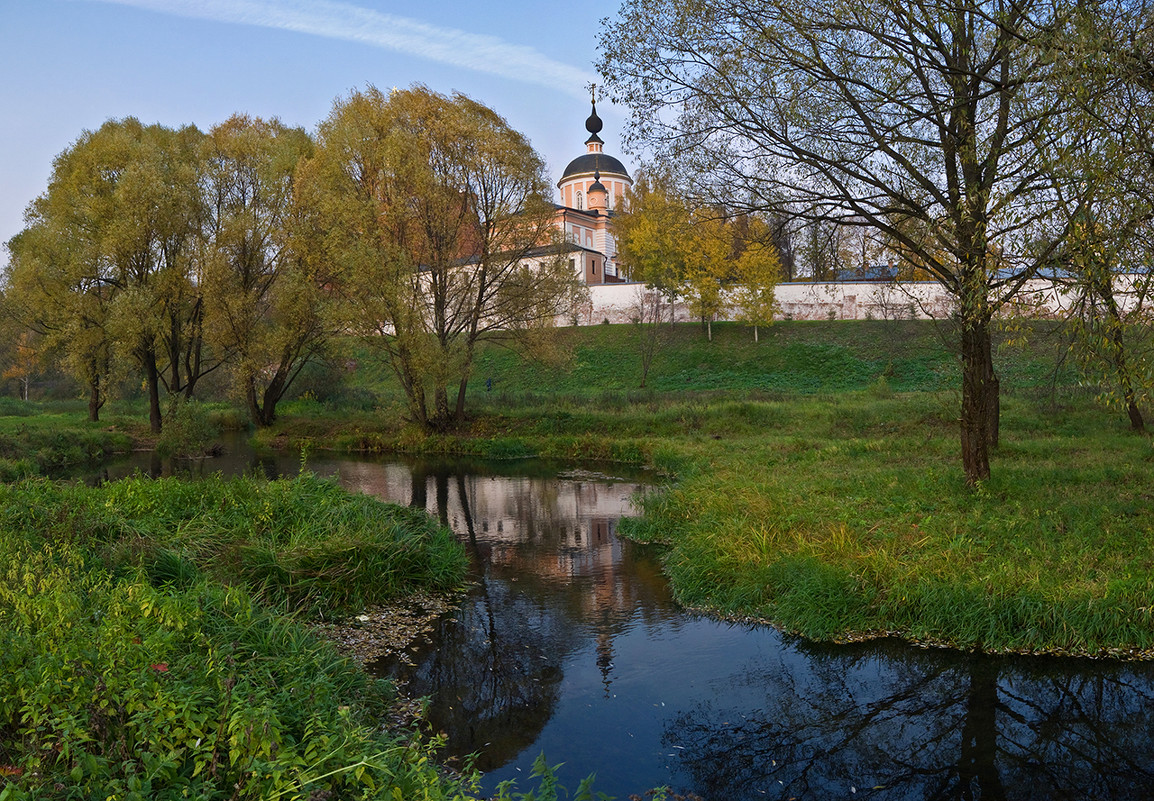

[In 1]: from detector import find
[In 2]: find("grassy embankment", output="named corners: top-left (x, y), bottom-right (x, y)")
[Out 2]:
top-left (263, 319), bottom-right (1154, 658)
top-left (0, 397), bottom-right (133, 480)
top-left (0, 474), bottom-right (486, 798)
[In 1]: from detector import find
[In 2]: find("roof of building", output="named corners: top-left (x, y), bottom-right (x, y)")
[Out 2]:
top-left (524, 241), bottom-right (604, 258)
top-left (553, 203), bottom-right (612, 220)
top-left (561, 152), bottom-right (631, 182)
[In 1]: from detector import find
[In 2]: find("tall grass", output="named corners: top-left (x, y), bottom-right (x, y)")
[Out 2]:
top-left (0, 415), bottom-right (131, 477)
top-left (2, 473), bottom-right (468, 617)
top-left (620, 391), bottom-right (1154, 656)
top-left (0, 476), bottom-right (476, 798)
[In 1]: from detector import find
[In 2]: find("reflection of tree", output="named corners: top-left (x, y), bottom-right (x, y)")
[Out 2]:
top-left (664, 640), bottom-right (1154, 800)
top-left (383, 462), bottom-right (670, 772)
top-left (389, 469), bottom-right (571, 770)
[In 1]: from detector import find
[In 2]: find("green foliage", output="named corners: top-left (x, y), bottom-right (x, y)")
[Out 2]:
top-left (156, 398), bottom-right (221, 458)
top-left (491, 754), bottom-right (609, 801)
top-left (0, 477), bottom-right (474, 799)
top-left (0, 416), bottom-right (131, 478)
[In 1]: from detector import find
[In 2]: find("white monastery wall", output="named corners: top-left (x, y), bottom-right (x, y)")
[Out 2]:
top-left (564, 278), bottom-right (1094, 326)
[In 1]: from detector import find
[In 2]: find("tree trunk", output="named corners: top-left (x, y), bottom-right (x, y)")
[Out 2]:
top-left (432, 386), bottom-right (452, 431)
top-left (246, 379), bottom-right (266, 429)
top-left (454, 377), bottom-right (469, 424)
top-left (960, 318), bottom-right (995, 485)
top-left (142, 348), bottom-right (163, 434)
top-left (88, 378), bottom-right (102, 422)
top-left (754, 324), bottom-right (759, 344)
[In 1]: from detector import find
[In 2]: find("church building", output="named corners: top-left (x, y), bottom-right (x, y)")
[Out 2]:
top-left (552, 97), bottom-right (633, 284)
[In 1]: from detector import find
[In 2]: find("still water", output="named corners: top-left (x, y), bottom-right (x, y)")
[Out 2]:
top-left (97, 442), bottom-right (1154, 799)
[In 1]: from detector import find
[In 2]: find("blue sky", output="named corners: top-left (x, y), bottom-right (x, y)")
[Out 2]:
top-left (0, 0), bottom-right (631, 254)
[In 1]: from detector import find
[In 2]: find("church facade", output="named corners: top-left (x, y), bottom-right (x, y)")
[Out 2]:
top-left (551, 99), bottom-right (633, 285)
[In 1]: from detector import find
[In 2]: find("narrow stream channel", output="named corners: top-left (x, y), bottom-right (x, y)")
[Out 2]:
top-left (96, 442), bottom-right (1154, 799)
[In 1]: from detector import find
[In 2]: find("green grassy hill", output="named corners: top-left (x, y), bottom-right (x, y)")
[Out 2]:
top-left (343, 318), bottom-right (1077, 404)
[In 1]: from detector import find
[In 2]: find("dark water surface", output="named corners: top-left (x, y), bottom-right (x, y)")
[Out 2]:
top-left (96, 439), bottom-right (1154, 799)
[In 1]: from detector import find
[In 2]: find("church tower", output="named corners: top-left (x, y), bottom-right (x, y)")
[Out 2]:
top-left (558, 94), bottom-right (632, 213)
top-left (554, 89), bottom-right (633, 283)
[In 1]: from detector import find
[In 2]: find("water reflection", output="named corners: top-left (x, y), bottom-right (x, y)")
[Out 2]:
top-left (373, 462), bottom-right (1154, 799)
top-left (366, 461), bottom-right (666, 774)
top-left (84, 443), bottom-right (1154, 798)
top-left (665, 639), bottom-right (1154, 799)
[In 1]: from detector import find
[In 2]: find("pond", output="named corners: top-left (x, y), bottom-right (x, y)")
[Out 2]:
top-left (96, 440), bottom-right (1154, 799)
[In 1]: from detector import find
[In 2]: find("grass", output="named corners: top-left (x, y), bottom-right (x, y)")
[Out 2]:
top-left (0, 474), bottom-right (483, 799)
top-left (3, 318), bottom-right (1144, 659)
top-left (616, 391), bottom-right (1154, 656)
top-left (0, 407), bottom-right (132, 477)
top-left (252, 319), bottom-right (1154, 657)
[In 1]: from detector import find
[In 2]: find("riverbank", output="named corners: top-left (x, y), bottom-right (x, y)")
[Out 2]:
top-left (252, 381), bottom-right (1154, 660)
top-left (6, 318), bottom-right (1151, 662)
top-left (0, 475), bottom-right (478, 798)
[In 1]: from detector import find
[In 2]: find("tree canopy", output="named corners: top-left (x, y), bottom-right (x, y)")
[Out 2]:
top-left (303, 85), bottom-right (581, 431)
top-left (3, 116), bottom-right (334, 429)
top-left (600, 0), bottom-right (1151, 483)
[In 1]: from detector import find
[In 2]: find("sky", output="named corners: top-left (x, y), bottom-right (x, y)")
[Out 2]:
top-left (0, 0), bottom-right (633, 258)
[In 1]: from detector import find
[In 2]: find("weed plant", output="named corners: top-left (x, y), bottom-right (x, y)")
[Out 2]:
top-left (0, 475), bottom-right (476, 798)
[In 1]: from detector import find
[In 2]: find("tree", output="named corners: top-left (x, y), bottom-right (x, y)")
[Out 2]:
top-left (614, 171), bottom-right (692, 323)
top-left (731, 223), bottom-right (782, 343)
top-left (630, 285), bottom-right (666, 387)
top-left (600, 0), bottom-right (1113, 484)
top-left (303, 85), bottom-right (580, 431)
top-left (9, 118), bottom-right (210, 432)
top-left (1041, 4), bottom-right (1154, 432)
top-left (4, 213), bottom-right (114, 420)
top-left (1, 331), bottom-right (38, 401)
top-left (199, 115), bottom-right (328, 427)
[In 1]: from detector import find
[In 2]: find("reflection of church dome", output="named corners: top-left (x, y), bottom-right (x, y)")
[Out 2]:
top-left (561, 152), bottom-right (631, 181)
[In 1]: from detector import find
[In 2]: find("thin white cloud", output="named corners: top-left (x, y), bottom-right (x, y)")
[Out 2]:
top-left (80, 0), bottom-right (597, 98)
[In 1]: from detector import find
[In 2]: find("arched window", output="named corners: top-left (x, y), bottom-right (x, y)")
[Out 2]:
top-left (576, 191), bottom-right (584, 210)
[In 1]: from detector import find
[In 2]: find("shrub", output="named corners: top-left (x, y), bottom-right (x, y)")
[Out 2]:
top-left (157, 399), bottom-right (220, 458)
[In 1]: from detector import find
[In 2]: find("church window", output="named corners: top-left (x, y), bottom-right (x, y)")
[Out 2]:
top-left (576, 191), bottom-right (584, 210)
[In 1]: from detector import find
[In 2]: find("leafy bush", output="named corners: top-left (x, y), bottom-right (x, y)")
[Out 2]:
top-left (157, 399), bottom-right (220, 458)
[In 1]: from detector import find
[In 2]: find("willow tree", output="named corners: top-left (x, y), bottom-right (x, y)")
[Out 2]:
top-left (8, 119), bottom-right (209, 432)
top-left (601, 0), bottom-right (1114, 484)
top-left (4, 221), bottom-right (113, 418)
top-left (1042, 3), bottom-right (1154, 432)
top-left (199, 115), bottom-right (327, 427)
top-left (303, 86), bottom-right (580, 431)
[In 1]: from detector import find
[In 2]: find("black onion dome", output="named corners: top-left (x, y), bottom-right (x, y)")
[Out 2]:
top-left (586, 103), bottom-right (604, 134)
top-left (560, 152), bottom-right (631, 181)
top-left (589, 174), bottom-right (608, 194)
